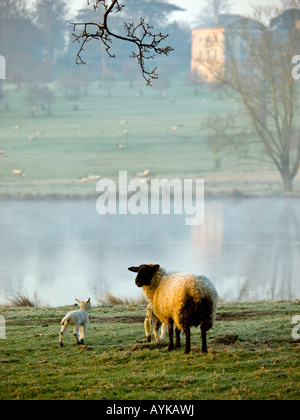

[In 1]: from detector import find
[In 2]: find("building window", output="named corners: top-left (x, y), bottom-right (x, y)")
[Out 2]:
top-left (214, 49), bottom-right (218, 59)
top-left (206, 50), bottom-right (210, 60)
top-left (199, 50), bottom-right (203, 61)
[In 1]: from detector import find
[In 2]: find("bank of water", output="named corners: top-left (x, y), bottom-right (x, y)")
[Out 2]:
top-left (0, 198), bottom-right (299, 306)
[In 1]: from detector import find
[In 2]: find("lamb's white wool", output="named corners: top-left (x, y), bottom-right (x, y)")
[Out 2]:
top-left (129, 264), bottom-right (218, 354)
top-left (144, 303), bottom-right (167, 343)
top-left (59, 298), bottom-right (90, 347)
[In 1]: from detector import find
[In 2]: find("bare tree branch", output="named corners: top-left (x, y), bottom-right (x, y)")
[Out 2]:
top-left (71, 0), bottom-right (174, 86)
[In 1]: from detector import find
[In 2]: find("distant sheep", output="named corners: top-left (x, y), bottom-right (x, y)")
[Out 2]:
top-left (13, 170), bottom-right (25, 176)
top-left (135, 169), bottom-right (150, 178)
top-left (59, 298), bottom-right (90, 347)
top-left (129, 264), bottom-right (218, 354)
top-left (144, 303), bottom-right (167, 343)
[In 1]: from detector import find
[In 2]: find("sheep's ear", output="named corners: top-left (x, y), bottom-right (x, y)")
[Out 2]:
top-left (75, 298), bottom-right (80, 304)
top-left (152, 264), bottom-right (160, 272)
top-left (86, 298), bottom-right (91, 303)
top-left (128, 266), bottom-right (139, 272)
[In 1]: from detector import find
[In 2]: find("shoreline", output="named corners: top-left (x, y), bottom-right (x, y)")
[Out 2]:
top-left (0, 182), bottom-right (300, 200)
top-left (0, 169), bottom-right (299, 199)
top-left (0, 190), bottom-right (299, 200)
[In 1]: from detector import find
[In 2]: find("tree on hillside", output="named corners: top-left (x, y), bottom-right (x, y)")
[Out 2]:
top-left (0, 0), bottom-right (43, 59)
top-left (33, 0), bottom-right (69, 63)
top-left (0, 1), bottom-right (44, 87)
top-left (71, 0), bottom-right (175, 85)
top-left (202, 7), bottom-right (300, 192)
top-left (119, 0), bottom-right (183, 26)
top-left (195, 0), bottom-right (233, 26)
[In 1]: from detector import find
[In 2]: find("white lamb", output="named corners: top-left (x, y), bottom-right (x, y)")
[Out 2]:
top-left (144, 303), bottom-right (167, 343)
top-left (59, 298), bottom-right (90, 347)
top-left (129, 264), bottom-right (218, 354)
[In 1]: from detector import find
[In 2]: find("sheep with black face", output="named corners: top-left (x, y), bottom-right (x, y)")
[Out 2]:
top-left (128, 264), bottom-right (218, 354)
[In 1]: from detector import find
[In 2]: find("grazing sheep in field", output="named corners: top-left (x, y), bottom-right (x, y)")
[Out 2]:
top-left (59, 298), bottom-right (90, 347)
top-left (13, 170), bottom-right (25, 176)
top-left (144, 303), bottom-right (167, 343)
top-left (129, 264), bottom-right (218, 354)
top-left (135, 169), bottom-right (150, 178)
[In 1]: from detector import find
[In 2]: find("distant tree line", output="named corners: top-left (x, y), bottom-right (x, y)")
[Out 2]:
top-left (0, 0), bottom-right (191, 87)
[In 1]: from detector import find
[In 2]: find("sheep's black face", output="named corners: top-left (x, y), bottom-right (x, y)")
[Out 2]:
top-left (128, 264), bottom-right (160, 288)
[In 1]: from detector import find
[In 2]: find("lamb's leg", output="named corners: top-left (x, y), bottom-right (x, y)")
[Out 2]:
top-left (59, 324), bottom-right (67, 347)
top-left (153, 320), bottom-right (162, 343)
top-left (73, 325), bottom-right (81, 345)
top-left (168, 321), bottom-right (174, 351)
top-left (79, 325), bottom-right (84, 344)
top-left (185, 327), bottom-right (191, 354)
top-left (160, 323), bottom-right (167, 341)
top-left (80, 322), bottom-right (88, 345)
top-left (175, 327), bottom-right (181, 350)
top-left (201, 326), bottom-right (208, 353)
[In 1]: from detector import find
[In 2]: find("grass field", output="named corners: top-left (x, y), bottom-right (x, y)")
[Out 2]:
top-left (0, 300), bottom-right (299, 400)
top-left (1, 81), bottom-right (298, 197)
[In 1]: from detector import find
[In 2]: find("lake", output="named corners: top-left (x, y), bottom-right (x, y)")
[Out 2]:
top-left (0, 197), bottom-right (299, 306)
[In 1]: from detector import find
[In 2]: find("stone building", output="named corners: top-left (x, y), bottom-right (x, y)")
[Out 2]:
top-left (191, 10), bottom-right (300, 83)
top-left (191, 14), bottom-right (259, 83)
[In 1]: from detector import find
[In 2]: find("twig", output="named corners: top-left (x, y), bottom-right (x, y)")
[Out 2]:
top-left (71, 0), bottom-right (173, 86)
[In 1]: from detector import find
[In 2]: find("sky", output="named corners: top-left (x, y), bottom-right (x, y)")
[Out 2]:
top-left (167, 0), bottom-right (282, 23)
top-left (70, 0), bottom-right (283, 24)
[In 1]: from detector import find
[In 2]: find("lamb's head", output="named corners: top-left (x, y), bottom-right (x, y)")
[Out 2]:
top-left (75, 298), bottom-right (91, 311)
top-left (128, 264), bottom-right (160, 287)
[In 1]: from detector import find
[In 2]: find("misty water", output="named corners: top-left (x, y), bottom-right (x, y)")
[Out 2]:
top-left (0, 198), bottom-right (299, 306)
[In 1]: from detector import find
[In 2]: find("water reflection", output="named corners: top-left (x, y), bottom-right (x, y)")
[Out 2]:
top-left (0, 198), bottom-right (299, 306)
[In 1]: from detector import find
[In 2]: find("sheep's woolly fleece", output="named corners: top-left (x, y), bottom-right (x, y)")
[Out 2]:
top-left (142, 267), bottom-right (218, 332)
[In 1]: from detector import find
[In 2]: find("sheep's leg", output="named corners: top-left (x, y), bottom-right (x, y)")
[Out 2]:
top-left (59, 324), bottom-right (67, 347)
top-left (184, 327), bottom-right (191, 354)
top-left (73, 325), bottom-right (81, 345)
top-left (168, 321), bottom-right (174, 351)
top-left (144, 318), bottom-right (151, 342)
top-left (175, 327), bottom-right (181, 350)
top-left (201, 326), bottom-right (208, 353)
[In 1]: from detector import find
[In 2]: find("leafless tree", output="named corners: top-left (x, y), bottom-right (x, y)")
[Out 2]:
top-left (281, 0), bottom-right (300, 8)
top-left (71, 0), bottom-right (174, 86)
top-left (201, 7), bottom-right (300, 191)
